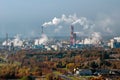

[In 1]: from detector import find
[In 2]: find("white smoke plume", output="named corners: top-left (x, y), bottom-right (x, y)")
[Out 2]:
top-left (42, 14), bottom-right (94, 33)
top-left (34, 34), bottom-right (48, 45)
top-left (91, 32), bottom-right (102, 44)
top-left (42, 13), bottom-right (119, 41)
top-left (42, 17), bottom-right (61, 27)
top-left (83, 32), bottom-right (102, 45)
top-left (2, 34), bottom-right (23, 47)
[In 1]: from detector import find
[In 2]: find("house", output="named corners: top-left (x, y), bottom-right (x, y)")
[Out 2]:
top-left (93, 69), bottom-right (110, 75)
top-left (74, 68), bottom-right (92, 76)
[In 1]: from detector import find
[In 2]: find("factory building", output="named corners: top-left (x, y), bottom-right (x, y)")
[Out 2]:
top-left (108, 37), bottom-right (120, 48)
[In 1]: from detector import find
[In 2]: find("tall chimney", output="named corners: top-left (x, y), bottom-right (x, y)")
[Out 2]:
top-left (70, 25), bottom-right (74, 45)
top-left (6, 33), bottom-right (8, 49)
top-left (41, 26), bottom-right (44, 34)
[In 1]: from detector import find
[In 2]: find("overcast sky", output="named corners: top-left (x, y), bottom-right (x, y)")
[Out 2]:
top-left (0, 0), bottom-right (120, 38)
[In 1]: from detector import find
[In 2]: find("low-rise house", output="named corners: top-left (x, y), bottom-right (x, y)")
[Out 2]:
top-left (93, 69), bottom-right (110, 75)
top-left (74, 68), bottom-right (92, 76)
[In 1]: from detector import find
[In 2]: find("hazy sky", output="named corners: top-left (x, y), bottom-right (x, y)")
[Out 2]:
top-left (0, 0), bottom-right (120, 38)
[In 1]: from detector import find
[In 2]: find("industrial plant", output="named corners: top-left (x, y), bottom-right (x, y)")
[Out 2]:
top-left (0, 15), bottom-right (120, 80)
top-left (1, 25), bottom-right (120, 52)
top-left (0, 0), bottom-right (120, 80)
top-left (0, 25), bottom-right (120, 80)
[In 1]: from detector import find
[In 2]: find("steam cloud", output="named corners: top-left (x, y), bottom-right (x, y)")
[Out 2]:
top-left (42, 14), bottom-right (94, 33)
top-left (83, 32), bottom-right (102, 45)
top-left (2, 34), bottom-right (23, 47)
top-left (34, 34), bottom-right (48, 45)
top-left (42, 13), bottom-right (118, 39)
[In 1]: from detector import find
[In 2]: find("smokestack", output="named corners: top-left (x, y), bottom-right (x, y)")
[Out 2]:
top-left (70, 25), bottom-right (74, 45)
top-left (6, 33), bottom-right (8, 49)
top-left (41, 26), bottom-right (44, 34)
top-left (73, 33), bottom-right (76, 44)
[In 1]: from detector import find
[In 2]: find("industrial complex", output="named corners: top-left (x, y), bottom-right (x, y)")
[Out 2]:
top-left (1, 25), bottom-right (120, 52)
